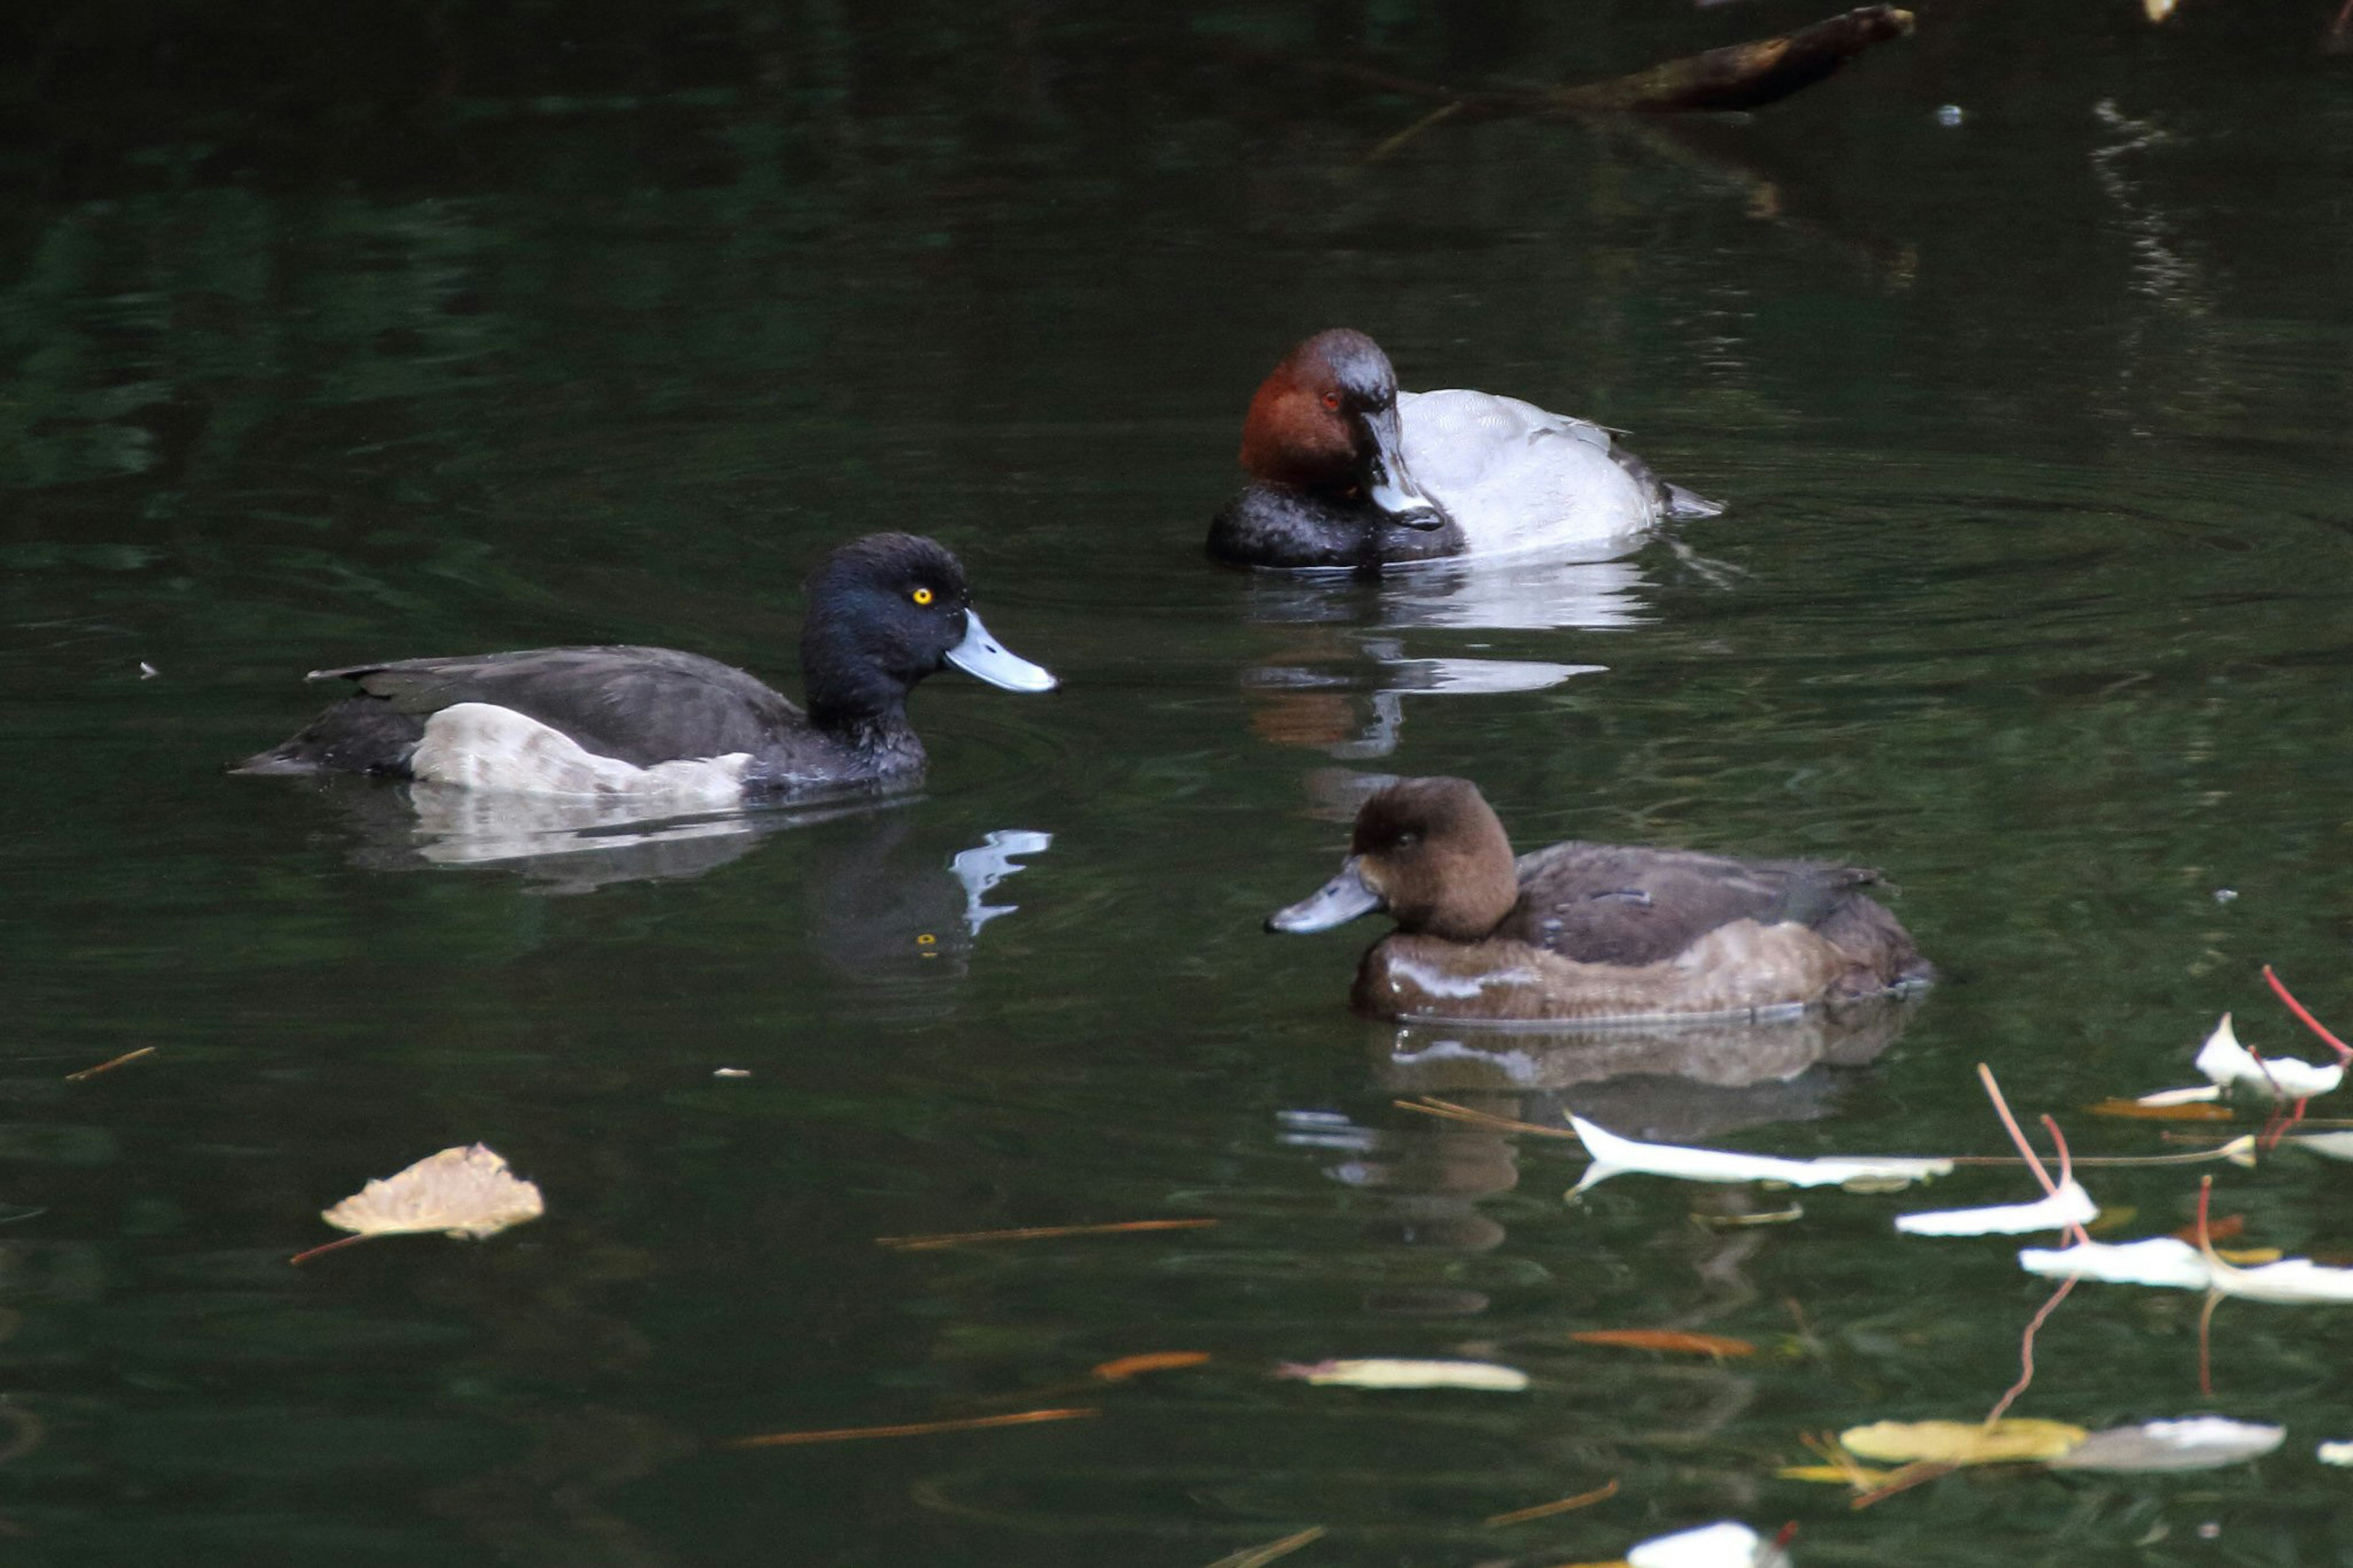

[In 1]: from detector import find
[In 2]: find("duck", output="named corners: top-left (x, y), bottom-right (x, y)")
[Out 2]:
top-left (233, 532), bottom-right (1056, 802)
top-left (1265, 776), bottom-right (1931, 1023)
top-left (1207, 328), bottom-right (1722, 571)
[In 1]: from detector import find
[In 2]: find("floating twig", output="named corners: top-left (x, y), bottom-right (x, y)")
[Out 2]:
top-left (729, 1407), bottom-right (1099, 1448)
top-left (1202, 1525), bottom-right (1327, 1568)
top-left (1395, 1097), bottom-right (1585, 1140)
top-left (64, 1047), bottom-right (154, 1082)
top-left (1483, 1476), bottom-right (1619, 1526)
top-left (876, 1218), bottom-right (1216, 1251)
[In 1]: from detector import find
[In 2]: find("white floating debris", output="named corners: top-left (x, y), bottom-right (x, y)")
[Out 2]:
top-left (320, 1143), bottom-right (544, 1243)
top-left (138, 661), bottom-right (159, 679)
top-left (2021, 1237), bottom-right (2353, 1303)
top-left (713, 1067), bottom-right (751, 1078)
top-left (1274, 1358), bottom-right (1528, 1392)
top-left (2318, 1440), bottom-right (2353, 1467)
top-left (1570, 1115), bottom-right (1950, 1194)
top-left (2213, 888), bottom-right (2238, 904)
top-left (2136, 1083), bottom-right (2224, 1107)
top-left (2290, 1131), bottom-right (2353, 1161)
top-left (1896, 1179), bottom-right (2096, 1237)
top-left (2051, 1417), bottom-right (2285, 1472)
top-left (1628, 1520), bottom-right (1778, 1568)
top-left (2018, 1238), bottom-right (2212, 1290)
top-left (2194, 1013), bottom-right (2343, 1099)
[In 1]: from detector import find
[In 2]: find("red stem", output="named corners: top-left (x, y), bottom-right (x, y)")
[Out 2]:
top-left (1977, 1064), bottom-right (2058, 1197)
top-left (1985, 1274), bottom-right (2076, 1426)
top-left (2264, 964), bottom-right (2353, 1062)
top-left (289, 1233), bottom-right (375, 1266)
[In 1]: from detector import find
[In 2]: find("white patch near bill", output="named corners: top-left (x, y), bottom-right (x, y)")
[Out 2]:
top-left (412, 703), bottom-right (752, 804)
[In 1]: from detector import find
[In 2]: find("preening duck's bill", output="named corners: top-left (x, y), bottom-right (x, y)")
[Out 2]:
top-left (1361, 406), bottom-right (1448, 532)
top-left (947, 611), bottom-right (1058, 692)
top-left (1267, 856), bottom-right (1385, 934)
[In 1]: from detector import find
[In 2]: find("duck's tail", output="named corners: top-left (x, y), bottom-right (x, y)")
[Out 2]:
top-left (1662, 482), bottom-right (1726, 520)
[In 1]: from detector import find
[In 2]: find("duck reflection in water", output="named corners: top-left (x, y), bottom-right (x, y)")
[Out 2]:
top-left (1246, 635), bottom-right (1604, 760)
top-left (1282, 998), bottom-right (1917, 1324)
top-left (324, 780), bottom-right (1053, 961)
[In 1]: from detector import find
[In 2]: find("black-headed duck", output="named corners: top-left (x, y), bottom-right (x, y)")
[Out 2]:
top-left (1208, 329), bottom-right (1722, 571)
top-left (235, 532), bottom-right (1055, 802)
top-left (1267, 776), bottom-right (1931, 1023)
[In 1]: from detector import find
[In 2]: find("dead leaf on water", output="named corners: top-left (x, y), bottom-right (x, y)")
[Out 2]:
top-left (1840, 1417), bottom-right (2086, 1466)
top-left (1778, 1461), bottom-right (1894, 1485)
top-left (2089, 1097), bottom-right (2235, 1122)
top-left (294, 1144), bottom-right (542, 1263)
top-left (2050, 1416), bottom-right (2283, 1472)
top-left (1571, 1329), bottom-right (1756, 1358)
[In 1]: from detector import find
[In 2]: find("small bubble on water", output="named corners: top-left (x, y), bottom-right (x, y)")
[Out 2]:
top-left (2213, 888), bottom-right (2238, 904)
top-left (1936, 104), bottom-right (1966, 127)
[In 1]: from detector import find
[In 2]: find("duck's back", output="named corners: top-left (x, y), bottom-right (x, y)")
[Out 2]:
top-left (1500, 842), bottom-right (1897, 966)
top-left (1397, 389), bottom-right (1656, 556)
top-left (319, 646), bottom-right (804, 768)
top-left (1352, 840), bottom-right (1929, 1024)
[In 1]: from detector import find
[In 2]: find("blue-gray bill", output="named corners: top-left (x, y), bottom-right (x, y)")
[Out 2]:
top-left (946, 612), bottom-right (1058, 692)
top-left (1266, 857), bottom-right (1384, 933)
top-left (1362, 409), bottom-right (1449, 531)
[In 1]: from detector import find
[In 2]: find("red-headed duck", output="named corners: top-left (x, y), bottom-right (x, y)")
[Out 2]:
top-left (235, 534), bottom-right (1055, 803)
top-left (1209, 329), bottom-right (1722, 570)
top-left (1267, 777), bottom-right (1931, 1023)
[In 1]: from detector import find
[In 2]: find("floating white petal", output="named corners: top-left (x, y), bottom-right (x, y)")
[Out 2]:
top-left (2291, 1131), bottom-right (2353, 1161)
top-left (2134, 1083), bottom-right (2223, 1107)
top-left (1276, 1358), bottom-right (1528, 1392)
top-left (2018, 1238), bottom-right (2213, 1290)
top-left (2020, 1237), bottom-right (2353, 1303)
top-left (1570, 1115), bottom-right (1950, 1194)
top-left (2051, 1417), bottom-right (2285, 1472)
top-left (2194, 1013), bottom-right (2343, 1099)
top-left (1896, 1179), bottom-right (2097, 1237)
top-left (2318, 1440), bottom-right (2353, 1467)
top-left (1627, 1520), bottom-right (1774, 1568)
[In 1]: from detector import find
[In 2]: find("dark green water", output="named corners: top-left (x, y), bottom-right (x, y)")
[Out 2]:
top-left (8, 2), bottom-right (2353, 1562)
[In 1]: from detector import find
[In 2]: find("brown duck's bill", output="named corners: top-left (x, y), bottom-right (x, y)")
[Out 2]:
top-left (1267, 857), bottom-right (1385, 933)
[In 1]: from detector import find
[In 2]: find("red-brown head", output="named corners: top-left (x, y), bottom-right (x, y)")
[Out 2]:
top-left (1237, 330), bottom-right (1447, 529)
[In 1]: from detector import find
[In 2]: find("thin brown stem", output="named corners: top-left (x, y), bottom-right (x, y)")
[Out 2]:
top-left (2265, 964), bottom-right (2353, 1061)
top-left (1983, 1275), bottom-right (2075, 1426)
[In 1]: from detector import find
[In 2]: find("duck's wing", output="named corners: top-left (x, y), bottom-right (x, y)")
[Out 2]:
top-left (1501, 841), bottom-right (1884, 967)
top-left (312, 646), bottom-right (803, 767)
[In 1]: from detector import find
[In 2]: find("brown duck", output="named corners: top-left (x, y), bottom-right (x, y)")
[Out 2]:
top-left (1267, 777), bottom-right (1932, 1023)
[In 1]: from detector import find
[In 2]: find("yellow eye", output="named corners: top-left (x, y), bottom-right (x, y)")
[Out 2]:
top-left (916, 933), bottom-right (936, 945)
top-left (911, 587), bottom-right (934, 606)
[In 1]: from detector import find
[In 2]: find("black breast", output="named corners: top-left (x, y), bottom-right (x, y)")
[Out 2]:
top-left (1208, 486), bottom-right (1465, 570)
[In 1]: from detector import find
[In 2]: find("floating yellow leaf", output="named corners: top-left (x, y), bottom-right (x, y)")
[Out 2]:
top-left (1840, 1417), bottom-right (2086, 1466)
top-left (303, 1143), bottom-right (543, 1261)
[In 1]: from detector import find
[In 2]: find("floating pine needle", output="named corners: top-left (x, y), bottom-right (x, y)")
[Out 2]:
top-left (1396, 1097), bottom-right (1585, 1141)
top-left (1571, 1329), bottom-right (1756, 1358)
top-left (65, 1047), bottom-right (156, 1081)
top-left (1093, 1351), bottom-right (1213, 1382)
top-left (730, 1407), bottom-right (1099, 1448)
top-left (292, 1143), bottom-right (543, 1264)
top-left (876, 1218), bottom-right (1217, 1251)
top-left (1201, 1524), bottom-right (1327, 1568)
top-left (1485, 1477), bottom-right (1619, 1526)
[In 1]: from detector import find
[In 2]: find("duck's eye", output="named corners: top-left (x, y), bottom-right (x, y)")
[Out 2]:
top-left (917, 933), bottom-right (936, 945)
top-left (911, 587), bottom-right (934, 607)
top-left (1322, 392), bottom-right (1342, 412)
top-left (1396, 831), bottom-right (1422, 849)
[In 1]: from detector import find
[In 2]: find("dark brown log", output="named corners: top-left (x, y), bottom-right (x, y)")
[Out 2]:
top-left (1548, 6), bottom-right (1916, 115)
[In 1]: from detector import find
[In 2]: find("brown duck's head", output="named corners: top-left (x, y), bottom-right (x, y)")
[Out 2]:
top-left (1267, 776), bottom-right (1518, 942)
